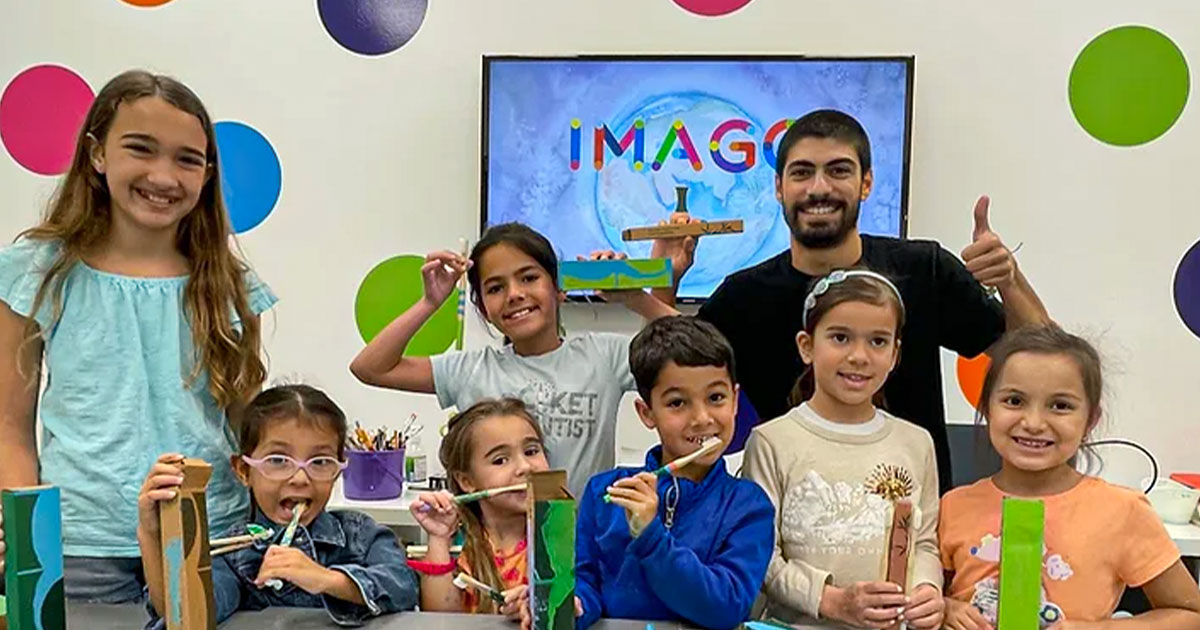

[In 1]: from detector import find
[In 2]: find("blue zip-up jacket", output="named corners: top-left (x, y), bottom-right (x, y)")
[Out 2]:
top-left (145, 508), bottom-right (418, 628)
top-left (575, 446), bottom-right (775, 630)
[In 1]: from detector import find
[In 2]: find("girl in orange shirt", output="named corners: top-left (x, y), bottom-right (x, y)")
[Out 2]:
top-left (940, 325), bottom-right (1200, 629)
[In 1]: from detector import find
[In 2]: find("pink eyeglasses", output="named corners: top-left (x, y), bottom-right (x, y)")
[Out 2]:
top-left (241, 455), bottom-right (348, 481)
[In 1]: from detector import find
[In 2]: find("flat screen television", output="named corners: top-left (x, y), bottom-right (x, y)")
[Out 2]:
top-left (481, 55), bottom-right (914, 302)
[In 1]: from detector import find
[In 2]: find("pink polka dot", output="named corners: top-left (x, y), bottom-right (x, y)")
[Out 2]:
top-left (1, 65), bottom-right (94, 175)
top-left (671, 0), bottom-right (753, 16)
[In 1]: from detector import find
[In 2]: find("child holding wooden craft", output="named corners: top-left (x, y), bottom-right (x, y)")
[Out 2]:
top-left (571, 316), bottom-right (775, 629)
top-left (407, 398), bottom-right (549, 614)
top-left (0, 69), bottom-right (275, 602)
top-left (137, 385), bottom-right (418, 627)
top-left (939, 325), bottom-right (1200, 630)
top-left (350, 222), bottom-right (654, 498)
top-left (742, 270), bottom-right (944, 629)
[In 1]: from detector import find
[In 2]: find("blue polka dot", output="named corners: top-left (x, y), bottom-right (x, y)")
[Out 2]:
top-left (317, 0), bottom-right (428, 56)
top-left (214, 121), bottom-right (281, 234)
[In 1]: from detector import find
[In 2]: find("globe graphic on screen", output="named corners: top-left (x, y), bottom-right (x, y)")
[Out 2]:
top-left (592, 94), bottom-right (784, 289)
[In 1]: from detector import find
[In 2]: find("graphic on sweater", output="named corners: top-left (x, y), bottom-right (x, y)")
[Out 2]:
top-left (513, 379), bottom-right (599, 440)
top-left (967, 534), bottom-right (1070, 628)
top-left (865, 463), bottom-right (914, 502)
top-left (781, 470), bottom-right (891, 550)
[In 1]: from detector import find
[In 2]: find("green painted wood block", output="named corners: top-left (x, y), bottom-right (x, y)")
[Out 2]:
top-left (2, 486), bottom-right (65, 630)
top-left (558, 259), bottom-right (672, 291)
top-left (527, 471), bottom-right (574, 630)
top-left (999, 497), bottom-right (1044, 630)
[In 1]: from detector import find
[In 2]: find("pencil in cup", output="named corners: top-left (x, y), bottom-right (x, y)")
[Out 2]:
top-left (603, 438), bottom-right (723, 503)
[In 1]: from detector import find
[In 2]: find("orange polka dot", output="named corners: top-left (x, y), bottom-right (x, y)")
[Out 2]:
top-left (956, 354), bottom-right (992, 409)
top-left (120, 0), bottom-right (175, 6)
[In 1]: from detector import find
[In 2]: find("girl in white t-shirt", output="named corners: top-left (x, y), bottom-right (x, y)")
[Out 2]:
top-left (349, 222), bottom-right (643, 496)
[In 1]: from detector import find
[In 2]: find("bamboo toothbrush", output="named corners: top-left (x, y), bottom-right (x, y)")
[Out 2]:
top-left (453, 572), bottom-right (506, 604)
top-left (604, 438), bottom-right (723, 503)
top-left (210, 524), bottom-right (274, 556)
top-left (265, 501), bottom-right (308, 590)
top-left (455, 238), bottom-right (468, 351)
top-left (416, 483), bottom-right (528, 512)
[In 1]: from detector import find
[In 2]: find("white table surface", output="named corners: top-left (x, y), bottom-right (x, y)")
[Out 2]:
top-left (1165, 521), bottom-right (1200, 557)
top-left (326, 478), bottom-right (422, 529)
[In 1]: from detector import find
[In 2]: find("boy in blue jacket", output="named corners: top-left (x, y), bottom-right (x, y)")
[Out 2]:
top-left (574, 316), bottom-right (775, 629)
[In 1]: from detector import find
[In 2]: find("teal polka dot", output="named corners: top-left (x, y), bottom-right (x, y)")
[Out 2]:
top-left (1069, 26), bottom-right (1189, 146)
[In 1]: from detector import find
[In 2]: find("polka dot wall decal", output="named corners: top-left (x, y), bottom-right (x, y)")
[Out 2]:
top-left (213, 121), bottom-right (282, 234)
top-left (956, 353), bottom-right (991, 409)
top-left (671, 0), bottom-right (753, 17)
top-left (119, 0), bottom-right (175, 6)
top-left (355, 255), bottom-right (460, 355)
top-left (1173, 239), bottom-right (1200, 339)
top-left (0, 65), bottom-right (93, 175)
top-left (1069, 25), bottom-right (1189, 146)
top-left (317, 0), bottom-right (428, 56)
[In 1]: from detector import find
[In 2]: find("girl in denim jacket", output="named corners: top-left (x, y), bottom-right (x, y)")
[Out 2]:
top-left (137, 384), bottom-right (418, 627)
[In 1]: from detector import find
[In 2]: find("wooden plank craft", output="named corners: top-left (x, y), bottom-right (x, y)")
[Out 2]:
top-left (558, 258), bottom-right (672, 291)
top-left (526, 470), bottom-right (574, 630)
top-left (998, 498), bottom-right (1044, 630)
top-left (621, 219), bottom-right (745, 242)
top-left (158, 459), bottom-right (216, 630)
top-left (2, 486), bottom-right (64, 630)
top-left (882, 500), bottom-right (912, 630)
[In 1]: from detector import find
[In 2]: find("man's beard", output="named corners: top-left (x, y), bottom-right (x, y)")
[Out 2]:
top-left (785, 196), bottom-right (861, 249)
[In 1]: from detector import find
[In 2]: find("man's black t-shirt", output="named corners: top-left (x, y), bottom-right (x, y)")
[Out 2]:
top-left (698, 235), bottom-right (1005, 493)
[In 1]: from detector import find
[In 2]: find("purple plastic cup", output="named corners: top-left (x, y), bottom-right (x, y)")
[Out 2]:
top-left (344, 449), bottom-right (405, 500)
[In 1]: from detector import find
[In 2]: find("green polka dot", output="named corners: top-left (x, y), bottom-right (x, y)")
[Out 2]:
top-left (1069, 25), bottom-right (1189, 146)
top-left (354, 255), bottom-right (461, 355)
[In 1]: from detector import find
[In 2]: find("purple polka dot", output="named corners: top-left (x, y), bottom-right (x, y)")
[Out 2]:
top-left (1173, 240), bottom-right (1200, 338)
top-left (0, 65), bottom-right (94, 175)
top-left (317, 0), bottom-right (428, 56)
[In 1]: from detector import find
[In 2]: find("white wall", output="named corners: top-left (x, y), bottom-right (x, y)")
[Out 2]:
top-left (3, 0), bottom-right (1198, 482)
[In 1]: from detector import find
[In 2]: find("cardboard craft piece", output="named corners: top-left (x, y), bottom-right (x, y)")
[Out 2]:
top-left (2, 486), bottom-right (64, 630)
top-left (159, 459), bottom-right (216, 630)
top-left (620, 219), bottom-right (745, 242)
top-left (526, 470), bottom-right (574, 630)
top-left (998, 497), bottom-right (1045, 630)
top-left (558, 259), bottom-right (672, 291)
top-left (882, 499), bottom-right (912, 630)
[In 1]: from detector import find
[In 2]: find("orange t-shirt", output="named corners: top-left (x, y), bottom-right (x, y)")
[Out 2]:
top-left (456, 537), bottom-right (528, 613)
top-left (939, 476), bottom-right (1180, 627)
